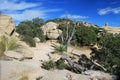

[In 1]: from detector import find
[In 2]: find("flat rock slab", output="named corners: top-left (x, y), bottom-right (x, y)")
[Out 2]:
top-left (41, 70), bottom-right (90, 80)
top-left (0, 60), bottom-right (47, 80)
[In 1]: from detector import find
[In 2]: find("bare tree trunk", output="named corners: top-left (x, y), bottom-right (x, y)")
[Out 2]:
top-left (60, 21), bottom-right (76, 52)
top-left (61, 55), bottom-right (85, 72)
top-left (91, 60), bottom-right (107, 71)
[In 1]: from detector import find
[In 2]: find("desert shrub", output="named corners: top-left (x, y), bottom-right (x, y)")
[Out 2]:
top-left (36, 76), bottom-right (43, 80)
top-left (91, 33), bottom-right (120, 75)
top-left (42, 59), bottom-right (68, 70)
top-left (58, 20), bottom-right (98, 46)
top-left (21, 35), bottom-right (36, 47)
top-left (52, 44), bottom-right (66, 54)
top-left (16, 18), bottom-right (45, 42)
top-left (75, 26), bottom-right (98, 46)
top-left (42, 60), bottom-right (56, 70)
top-left (0, 35), bottom-right (22, 54)
top-left (56, 58), bottom-right (67, 69)
top-left (19, 76), bottom-right (28, 80)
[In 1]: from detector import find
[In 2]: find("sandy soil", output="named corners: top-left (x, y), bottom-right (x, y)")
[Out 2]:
top-left (31, 40), bottom-right (91, 61)
top-left (0, 40), bottom-right (92, 80)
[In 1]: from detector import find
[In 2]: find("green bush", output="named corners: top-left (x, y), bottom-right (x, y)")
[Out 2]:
top-left (56, 58), bottom-right (67, 69)
top-left (0, 35), bottom-right (22, 57)
top-left (42, 59), bottom-right (68, 70)
top-left (0, 36), bottom-right (21, 52)
top-left (91, 33), bottom-right (120, 74)
top-left (52, 44), bottom-right (66, 54)
top-left (42, 60), bottom-right (56, 70)
top-left (57, 20), bottom-right (98, 46)
top-left (21, 35), bottom-right (36, 47)
top-left (16, 18), bottom-right (45, 42)
top-left (19, 76), bottom-right (28, 80)
top-left (75, 26), bottom-right (98, 46)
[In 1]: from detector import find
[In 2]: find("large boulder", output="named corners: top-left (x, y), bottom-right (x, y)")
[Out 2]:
top-left (41, 22), bottom-right (62, 39)
top-left (46, 29), bottom-right (62, 39)
top-left (41, 22), bottom-right (59, 35)
top-left (0, 14), bottom-right (15, 36)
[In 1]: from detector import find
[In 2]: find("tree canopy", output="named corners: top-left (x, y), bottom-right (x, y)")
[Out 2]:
top-left (16, 18), bottom-right (45, 42)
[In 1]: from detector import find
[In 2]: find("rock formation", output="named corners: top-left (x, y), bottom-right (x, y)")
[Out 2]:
top-left (41, 22), bottom-right (62, 39)
top-left (0, 14), bottom-right (15, 36)
top-left (103, 23), bottom-right (120, 34)
top-left (46, 29), bottom-right (62, 39)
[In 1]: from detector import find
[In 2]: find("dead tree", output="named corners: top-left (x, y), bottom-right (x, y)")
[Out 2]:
top-left (60, 20), bottom-right (76, 52)
top-left (61, 54), bottom-right (107, 73)
top-left (61, 55), bottom-right (85, 72)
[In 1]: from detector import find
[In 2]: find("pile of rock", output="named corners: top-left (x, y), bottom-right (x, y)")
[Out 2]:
top-left (0, 14), bottom-right (15, 36)
top-left (41, 22), bottom-right (62, 40)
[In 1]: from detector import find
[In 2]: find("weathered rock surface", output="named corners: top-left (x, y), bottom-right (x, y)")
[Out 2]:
top-left (0, 14), bottom-right (15, 36)
top-left (0, 60), bottom-right (47, 80)
top-left (20, 48), bottom-right (34, 59)
top-left (82, 70), bottom-right (113, 80)
top-left (0, 60), bottom-right (91, 80)
top-left (4, 49), bottom-right (34, 60)
top-left (34, 37), bottom-right (40, 43)
top-left (4, 51), bottom-right (24, 60)
top-left (41, 22), bottom-right (62, 39)
top-left (41, 70), bottom-right (91, 80)
top-left (46, 29), bottom-right (62, 39)
top-left (104, 26), bottom-right (120, 34)
top-left (41, 22), bottom-right (59, 35)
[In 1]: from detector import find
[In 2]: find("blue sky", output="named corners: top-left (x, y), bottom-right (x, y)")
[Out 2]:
top-left (0, 0), bottom-right (120, 27)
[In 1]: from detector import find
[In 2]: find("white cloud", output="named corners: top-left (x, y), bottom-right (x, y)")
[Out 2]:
top-left (98, 7), bottom-right (120, 15)
top-left (61, 14), bottom-right (89, 19)
top-left (8, 9), bottom-right (61, 21)
top-left (0, 0), bottom-right (39, 11)
top-left (8, 10), bottom-right (46, 21)
top-left (0, 0), bottom-right (61, 24)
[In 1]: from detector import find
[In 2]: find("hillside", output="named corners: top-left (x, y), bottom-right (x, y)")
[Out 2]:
top-left (0, 14), bottom-right (119, 80)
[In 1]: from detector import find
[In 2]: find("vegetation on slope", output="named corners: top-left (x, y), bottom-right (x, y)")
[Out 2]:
top-left (0, 35), bottom-right (22, 57)
top-left (16, 17), bottom-right (45, 43)
top-left (16, 17), bottom-right (120, 79)
top-left (91, 33), bottom-right (120, 77)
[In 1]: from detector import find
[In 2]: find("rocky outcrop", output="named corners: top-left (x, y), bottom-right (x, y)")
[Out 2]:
top-left (41, 22), bottom-right (62, 39)
top-left (0, 14), bottom-right (15, 36)
top-left (104, 26), bottom-right (120, 34)
top-left (4, 51), bottom-right (24, 60)
top-left (4, 49), bottom-right (34, 60)
top-left (46, 29), bottom-right (62, 39)
top-left (103, 23), bottom-right (120, 34)
top-left (77, 21), bottom-right (98, 27)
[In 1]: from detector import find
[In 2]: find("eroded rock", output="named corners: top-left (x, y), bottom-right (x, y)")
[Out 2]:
top-left (0, 14), bottom-right (15, 36)
top-left (41, 22), bottom-right (62, 40)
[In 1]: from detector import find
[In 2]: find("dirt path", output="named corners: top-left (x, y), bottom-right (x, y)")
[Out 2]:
top-left (31, 41), bottom-right (91, 61)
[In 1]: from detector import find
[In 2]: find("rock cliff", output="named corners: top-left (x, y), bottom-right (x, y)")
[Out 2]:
top-left (0, 14), bottom-right (15, 36)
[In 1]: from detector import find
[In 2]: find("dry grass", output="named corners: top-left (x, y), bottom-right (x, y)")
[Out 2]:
top-left (0, 35), bottom-right (22, 58)
top-left (19, 76), bottom-right (28, 80)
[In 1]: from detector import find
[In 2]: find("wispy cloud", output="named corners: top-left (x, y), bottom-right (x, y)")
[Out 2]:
top-left (8, 9), bottom-right (61, 21)
top-left (98, 7), bottom-right (120, 15)
top-left (0, 0), bottom-right (39, 11)
top-left (61, 14), bottom-right (89, 20)
top-left (0, 0), bottom-right (61, 23)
